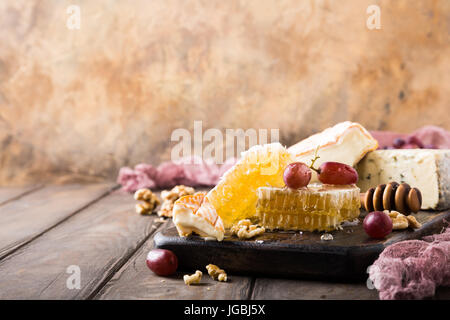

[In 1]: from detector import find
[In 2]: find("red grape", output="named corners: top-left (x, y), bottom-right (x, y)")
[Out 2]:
top-left (283, 162), bottom-right (312, 189)
top-left (406, 136), bottom-right (424, 148)
top-left (393, 138), bottom-right (405, 148)
top-left (317, 162), bottom-right (358, 185)
top-left (363, 211), bottom-right (393, 239)
top-left (146, 249), bottom-right (178, 276)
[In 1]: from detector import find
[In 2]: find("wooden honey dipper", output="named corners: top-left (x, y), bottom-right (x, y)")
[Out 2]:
top-left (360, 182), bottom-right (422, 215)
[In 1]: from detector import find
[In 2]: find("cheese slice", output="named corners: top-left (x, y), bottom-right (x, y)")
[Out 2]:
top-left (288, 122), bottom-right (378, 182)
top-left (356, 149), bottom-right (450, 210)
top-left (173, 192), bottom-right (225, 241)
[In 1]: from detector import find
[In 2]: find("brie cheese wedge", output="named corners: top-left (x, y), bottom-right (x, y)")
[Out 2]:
top-left (173, 192), bottom-right (225, 241)
top-left (356, 149), bottom-right (450, 210)
top-left (288, 121), bottom-right (378, 182)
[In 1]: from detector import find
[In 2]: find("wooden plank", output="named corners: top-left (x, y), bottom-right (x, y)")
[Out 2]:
top-left (96, 221), bottom-right (253, 300)
top-left (0, 189), bottom-right (164, 299)
top-left (251, 278), bottom-right (379, 300)
top-left (0, 185), bottom-right (42, 206)
top-left (251, 279), bottom-right (450, 300)
top-left (0, 183), bottom-right (115, 260)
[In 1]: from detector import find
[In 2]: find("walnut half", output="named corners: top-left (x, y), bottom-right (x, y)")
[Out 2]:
top-left (231, 219), bottom-right (265, 239)
top-left (405, 215), bottom-right (422, 229)
top-left (384, 210), bottom-right (422, 230)
top-left (157, 185), bottom-right (195, 217)
top-left (184, 270), bottom-right (202, 285)
top-left (134, 189), bottom-right (160, 215)
top-left (206, 264), bottom-right (227, 282)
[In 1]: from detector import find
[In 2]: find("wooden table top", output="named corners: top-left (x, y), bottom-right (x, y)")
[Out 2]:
top-left (0, 183), bottom-right (448, 300)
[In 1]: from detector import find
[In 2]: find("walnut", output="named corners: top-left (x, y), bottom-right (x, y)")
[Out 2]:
top-left (231, 219), bottom-right (265, 239)
top-left (135, 202), bottom-right (154, 215)
top-left (406, 215), bottom-right (422, 229)
top-left (157, 185), bottom-right (195, 217)
top-left (218, 273), bottom-right (227, 282)
top-left (161, 185), bottom-right (195, 202)
top-left (384, 210), bottom-right (422, 230)
top-left (384, 210), bottom-right (399, 219)
top-left (134, 189), bottom-right (157, 203)
top-left (206, 264), bottom-right (227, 282)
top-left (157, 200), bottom-right (175, 218)
top-left (392, 214), bottom-right (409, 230)
top-left (183, 270), bottom-right (202, 285)
top-left (134, 189), bottom-right (160, 215)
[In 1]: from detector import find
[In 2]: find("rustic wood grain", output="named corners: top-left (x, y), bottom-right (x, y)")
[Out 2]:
top-left (0, 189), bottom-right (165, 299)
top-left (96, 221), bottom-right (253, 300)
top-left (0, 183), bottom-right (116, 260)
top-left (0, 185), bottom-right (42, 206)
top-left (251, 278), bottom-right (450, 300)
top-left (251, 278), bottom-right (379, 300)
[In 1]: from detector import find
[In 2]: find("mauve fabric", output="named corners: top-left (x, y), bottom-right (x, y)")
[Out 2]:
top-left (369, 225), bottom-right (450, 300)
top-left (370, 125), bottom-right (450, 149)
top-left (117, 165), bottom-right (157, 192)
top-left (117, 157), bottom-right (239, 192)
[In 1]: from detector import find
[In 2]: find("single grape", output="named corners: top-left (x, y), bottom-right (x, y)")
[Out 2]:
top-left (317, 162), bottom-right (358, 185)
top-left (406, 136), bottom-right (424, 148)
top-left (146, 249), bottom-right (178, 276)
top-left (363, 211), bottom-right (393, 239)
top-left (283, 162), bottom-right (312, 189)
top-left (392, 138), bottom-right (405, 148)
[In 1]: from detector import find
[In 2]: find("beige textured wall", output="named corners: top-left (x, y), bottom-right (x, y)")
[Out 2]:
top-left (1, 0), bottom-right (449, 185)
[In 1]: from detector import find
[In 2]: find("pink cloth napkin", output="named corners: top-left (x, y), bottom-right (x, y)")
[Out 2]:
top-left (370, 125), bottom-right (450, 149)
top-left (369, 224), bottom-right (450, 300)
top-left (117, 157), bottom-right (238, 192)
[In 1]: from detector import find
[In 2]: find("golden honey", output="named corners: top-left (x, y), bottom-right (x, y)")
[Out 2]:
top-left (206, 143), bottom-right (293, 228)
top-left (256, 184), bottom-right (361, 231)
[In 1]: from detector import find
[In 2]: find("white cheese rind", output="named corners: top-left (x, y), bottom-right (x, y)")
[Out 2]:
top-left (173, 204), bottom-right (224, 241)
top-left (289, 122), bottom-right (378, 182)
top-left (356, 149), bottom-right (450, 210)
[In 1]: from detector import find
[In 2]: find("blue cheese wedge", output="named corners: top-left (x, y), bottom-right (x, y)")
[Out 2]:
top-left (356, 149), bottom-right (450, 210)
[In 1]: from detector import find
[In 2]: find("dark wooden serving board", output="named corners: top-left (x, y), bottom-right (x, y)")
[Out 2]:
top-left (154, 210), bottom-right (450, 281)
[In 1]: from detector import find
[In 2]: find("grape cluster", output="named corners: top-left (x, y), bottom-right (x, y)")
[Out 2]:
top-left (382, 136), bottom-right (437, 150)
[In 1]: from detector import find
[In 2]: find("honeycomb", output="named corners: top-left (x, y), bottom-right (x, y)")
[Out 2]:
top-left (206, 143), bottom-right (294, 228)
top-left (256, 184), bottom-right (361, 231)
